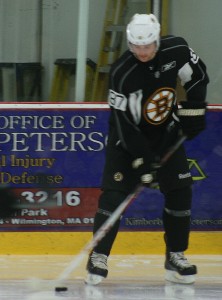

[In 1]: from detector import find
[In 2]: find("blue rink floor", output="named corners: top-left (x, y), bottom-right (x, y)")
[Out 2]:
top-left (0, 255), bottom-right (221, 300)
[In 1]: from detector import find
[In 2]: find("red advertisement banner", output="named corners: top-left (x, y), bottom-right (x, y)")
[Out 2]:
top-left (1, 187), bottom-right (101, 231)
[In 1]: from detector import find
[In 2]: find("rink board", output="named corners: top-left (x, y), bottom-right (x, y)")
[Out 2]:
top-left (0, 103), bottom-right (221, 254)
top-left (0, 231), bottom-right (221, 254)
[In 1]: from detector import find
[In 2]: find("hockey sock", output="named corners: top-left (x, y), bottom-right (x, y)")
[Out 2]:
top-left (163, 186), bottom-right (192, 252)
top-left (93, 210), bottom-right (121, 256)
top-left (92, 190), bottom-right (128, 256)
top-left (163, 210), bottom-right (190, 251)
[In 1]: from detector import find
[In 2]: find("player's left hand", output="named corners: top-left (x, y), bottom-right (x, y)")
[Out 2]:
top-left (178, 101), bottom-right (207, 140)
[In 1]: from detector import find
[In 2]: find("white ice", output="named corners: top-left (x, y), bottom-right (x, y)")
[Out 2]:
top-left (0, 255), bottom-right (221, 300)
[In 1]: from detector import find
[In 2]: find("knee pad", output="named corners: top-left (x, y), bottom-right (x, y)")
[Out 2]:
top-left (164, 186), bottom-right (192, 216)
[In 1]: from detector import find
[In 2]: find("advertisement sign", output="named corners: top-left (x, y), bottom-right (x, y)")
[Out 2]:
top-left (0, 103), bottom-right (107, 231)
top-left (0, 103), bottom-right (221, 231)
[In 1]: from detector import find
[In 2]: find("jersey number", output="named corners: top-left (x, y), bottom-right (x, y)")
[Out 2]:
top-left (189, 48), bottom-right (199, 64)
top-left (108, 90), bottom-right (127, 111)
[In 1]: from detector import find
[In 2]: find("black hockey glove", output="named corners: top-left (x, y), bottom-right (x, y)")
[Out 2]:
top-left (177, 101), bottom-right (207, 140)
top-left (132, 157), bottom-right (160, 188)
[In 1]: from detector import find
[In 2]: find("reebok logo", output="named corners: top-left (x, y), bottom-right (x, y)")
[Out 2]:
top-left (178, 172), bottom-right (191, 179)
top-left (161, 61), bottom-right (176, 72)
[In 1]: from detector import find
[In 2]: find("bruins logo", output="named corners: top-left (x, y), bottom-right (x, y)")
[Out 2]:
top-left (114, 172), bottom-right (123, 182)
top-left (143, 88), bottom-right (176, 125)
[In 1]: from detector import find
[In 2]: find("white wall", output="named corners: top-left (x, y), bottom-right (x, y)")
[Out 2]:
top-left (0, 0), bottom-right (41, 62)
top-left (41, 0), bottom-right (107, 100)
top-left (41, 0), bottom-right (79, 100)
top-left (168, 0), bottom-right (222, 104)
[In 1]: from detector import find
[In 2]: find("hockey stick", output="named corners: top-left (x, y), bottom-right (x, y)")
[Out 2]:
top-left (29, 134), bottom-right (186, 289)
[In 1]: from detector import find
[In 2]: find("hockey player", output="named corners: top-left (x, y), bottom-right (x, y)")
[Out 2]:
top-left (85, 14), bottom-right (209, 285)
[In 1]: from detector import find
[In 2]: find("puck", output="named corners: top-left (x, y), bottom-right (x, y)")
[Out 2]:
top-left (55, 287), bottom-right (68, 292)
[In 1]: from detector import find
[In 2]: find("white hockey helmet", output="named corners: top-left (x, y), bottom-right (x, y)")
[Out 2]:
top-left (126, 14), bottom-right (161, 48)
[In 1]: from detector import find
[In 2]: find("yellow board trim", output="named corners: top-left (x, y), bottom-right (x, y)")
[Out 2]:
top-left (0, 231), bottom-right (221, 255)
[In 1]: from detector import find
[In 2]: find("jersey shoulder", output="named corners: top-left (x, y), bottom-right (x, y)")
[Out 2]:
top-left (160, 35), bottom-right (189, 51)
top-left (110, 50), bottom-right (134, 73)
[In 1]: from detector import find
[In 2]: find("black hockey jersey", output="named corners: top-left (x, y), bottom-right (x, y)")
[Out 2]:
top-left (107, 35), bottom-right (209, 160)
